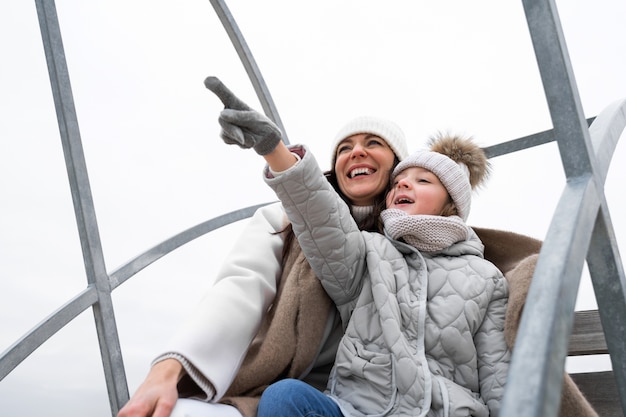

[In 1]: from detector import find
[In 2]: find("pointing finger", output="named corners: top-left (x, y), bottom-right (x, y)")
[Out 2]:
top-left (204, 76), bottom-right (251, 110)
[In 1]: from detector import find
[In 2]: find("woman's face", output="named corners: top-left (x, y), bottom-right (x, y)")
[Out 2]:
top-left (386, 166), bottom-right (450, 216)
top-left (334, 134), bottom-right (397, 206)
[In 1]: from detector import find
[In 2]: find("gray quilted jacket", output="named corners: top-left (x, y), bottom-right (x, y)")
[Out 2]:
top-left (265, 146), bottom-right (510, 417)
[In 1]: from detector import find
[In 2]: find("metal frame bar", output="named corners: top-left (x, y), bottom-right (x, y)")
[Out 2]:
top-left (208, 0), bottom-right (290, 144)
top-left (0, 287), bottom-right (97, 379)
top-left (501, 0), bottom-right (626, 415)
top-left (1, 1), bottom-right (625, 416)
top-left (32, 0), bottom-right (128, 413)
top-left (109, 202), bottom-right (273, 289)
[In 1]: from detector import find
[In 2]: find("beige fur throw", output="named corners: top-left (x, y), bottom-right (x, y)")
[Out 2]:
top-left (474, 227), bottom-right (599, 417)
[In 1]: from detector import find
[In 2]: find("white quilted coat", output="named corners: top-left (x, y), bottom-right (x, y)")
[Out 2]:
top-left (265, 145), bottom-right (510, 417)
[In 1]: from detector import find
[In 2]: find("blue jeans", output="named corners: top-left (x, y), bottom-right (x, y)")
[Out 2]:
top-left (257, 379), bottom-right (343, 417)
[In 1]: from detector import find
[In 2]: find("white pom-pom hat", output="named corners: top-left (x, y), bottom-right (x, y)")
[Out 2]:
top-left (391, 134), bottom-right (491, 221)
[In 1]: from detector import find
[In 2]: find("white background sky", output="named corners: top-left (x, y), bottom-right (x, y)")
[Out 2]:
top-left (1, 1), bottom-right (625, 416)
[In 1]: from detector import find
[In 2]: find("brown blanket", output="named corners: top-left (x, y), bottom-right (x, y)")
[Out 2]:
top-left (474, 227), bottom-right (599, 417)
top-left (219, 238), bottom-right (333, 416)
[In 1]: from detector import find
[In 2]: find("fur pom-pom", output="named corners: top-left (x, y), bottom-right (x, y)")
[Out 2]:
top-left (428, 133), bottom-right (491, 190)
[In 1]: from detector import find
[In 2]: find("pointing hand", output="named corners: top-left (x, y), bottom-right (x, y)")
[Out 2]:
top-left (204, 76), bottom-right (282, 155)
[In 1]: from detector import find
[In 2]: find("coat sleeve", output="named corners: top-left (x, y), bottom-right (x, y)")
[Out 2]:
top-left (474, 275), bottom-right (511, 417)
top-left (264, 145), bottom-right (367, 312)
top-left (159, 202), bottom-right (286, 400)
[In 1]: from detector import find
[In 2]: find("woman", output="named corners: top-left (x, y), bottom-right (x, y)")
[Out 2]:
top-left (117, 78), bottom-right (408, 417)
top-left (201, 77), bottom-right (510, 416)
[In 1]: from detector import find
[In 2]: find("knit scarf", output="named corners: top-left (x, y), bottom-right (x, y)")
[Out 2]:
top-left (381, 208), bottom-right (469, 252)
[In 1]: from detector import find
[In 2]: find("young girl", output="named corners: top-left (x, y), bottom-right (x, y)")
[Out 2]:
top-left (206, 77), bottom-right (510, 417)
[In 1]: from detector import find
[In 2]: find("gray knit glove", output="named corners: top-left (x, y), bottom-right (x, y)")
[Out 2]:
top-left (204, 76), bottom-right (282, 156)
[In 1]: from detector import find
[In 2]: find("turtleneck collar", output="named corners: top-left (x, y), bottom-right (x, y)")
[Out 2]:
top-left (351, 205), bottom-right (374, 224)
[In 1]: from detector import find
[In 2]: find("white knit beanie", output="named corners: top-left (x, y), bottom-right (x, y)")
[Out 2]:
top-left (330, 116), bottom-right (408, 168)
top-left (390, 134), bottom-right (490, 221)
top-left (393, 151), bottom-right (471, 220)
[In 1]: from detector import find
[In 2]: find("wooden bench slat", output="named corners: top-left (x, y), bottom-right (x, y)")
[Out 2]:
top-left (567, 310), bottom-right (623, 416)
top-left (570, 371), bottom-right (623, 417)
top-left (569, 310), bottom-right (608, 356)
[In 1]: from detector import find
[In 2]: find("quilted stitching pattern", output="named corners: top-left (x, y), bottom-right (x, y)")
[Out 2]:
top-left (265, 146), bottom-right (510, 416)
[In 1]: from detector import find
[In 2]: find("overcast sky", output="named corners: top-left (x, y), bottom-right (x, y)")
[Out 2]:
top-left (1, 1), bottom-right (625, 416)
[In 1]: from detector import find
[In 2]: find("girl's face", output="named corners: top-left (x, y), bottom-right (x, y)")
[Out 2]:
top-left (334, 134), bottom-right (397, 206)
top-left (386, 166), bottom-right (450, 216)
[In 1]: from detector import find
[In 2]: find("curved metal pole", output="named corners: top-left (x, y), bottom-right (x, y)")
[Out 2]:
top-left (208, 0), bottom-right (290, 144)
top-left (109, 202), bottom-right (274, 289)
top-left (482, 118), bottom-right (595, 159)
top-left (585, 99), bottom-right (626, 412)
top-left (522, 0), bottom-right (594, 180)
top-left (34, 0), bottom-right (128, 413)
top-left (587, 98), bottom-right (626, 184)
top-left (0, 286), bottom-right (98, 380)
top-left (501, 99), bottom-right (626, 417)
top-left (502, 1), bottom-right (607, 414)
